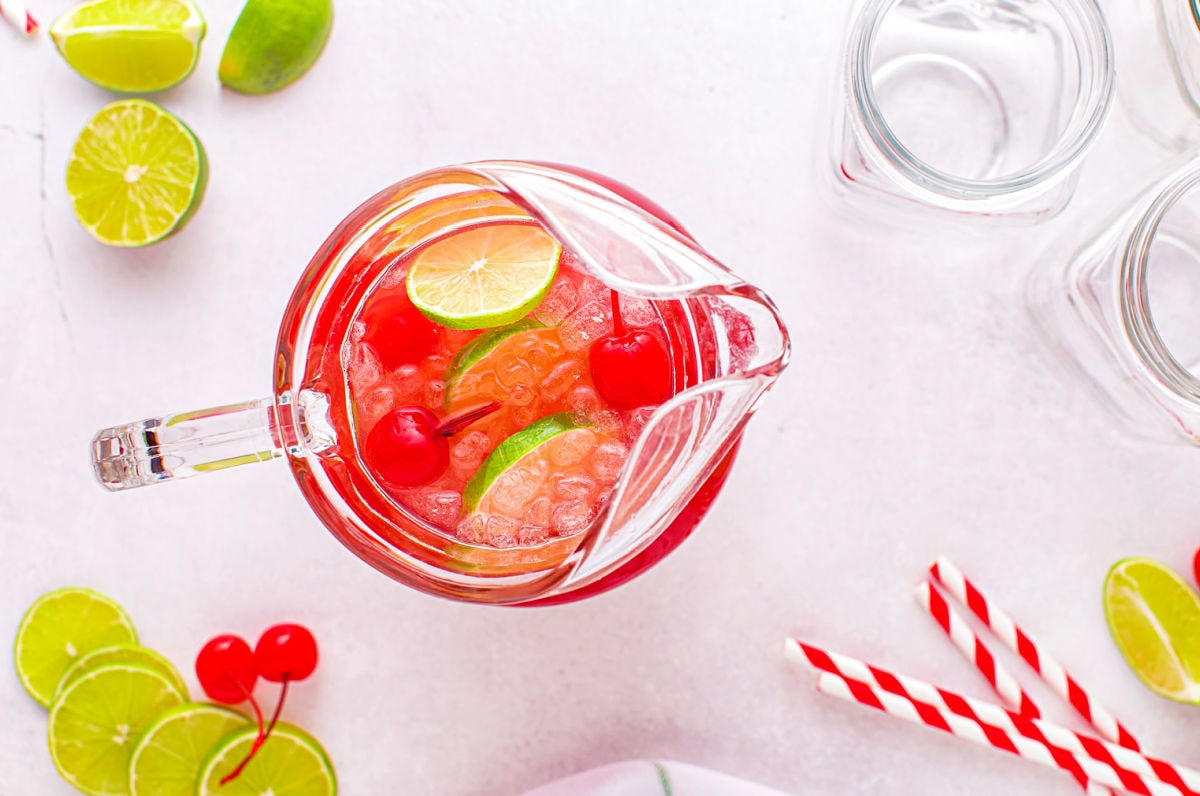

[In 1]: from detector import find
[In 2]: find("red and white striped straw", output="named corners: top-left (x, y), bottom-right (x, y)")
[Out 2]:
top-left (915, 580), bottom-right (1116, 796)
top-left (929, 556), bottom-right (1141, 751)
top-left (0, 0), bottom-right (37, 36)
top-left (786, 640), bottom-right (1200, 796)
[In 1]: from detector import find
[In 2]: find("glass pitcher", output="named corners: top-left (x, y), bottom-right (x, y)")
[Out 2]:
top-left (91, 161), bottom-right (791, 605)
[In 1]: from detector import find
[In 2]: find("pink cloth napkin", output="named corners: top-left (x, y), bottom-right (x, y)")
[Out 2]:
top-left (521, 760), bottom-right (791, 795)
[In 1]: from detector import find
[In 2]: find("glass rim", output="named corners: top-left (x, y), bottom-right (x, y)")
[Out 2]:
top-left (1120, 164), bottom-right (1200, 404)
top-left (846, 0), bottom-right (1115, 202)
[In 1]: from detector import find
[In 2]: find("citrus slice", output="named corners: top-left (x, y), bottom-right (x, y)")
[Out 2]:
top-left (13, 587), bottom-right (138, 708)
top-left (463, 413), bottom-right (595, 513)
top-left (48, 663), bottom-right (187, 796)
top-left (1103, 557), bottom-right (1200, 702)
top-left (443, 319), bottom-right (545, 407)
top-left (66, 99), bottom-right (208, 248)
top-left (56, 643), bottom-right (187, 703)
top-left (129, 703), bottom-right (250, 796)
top-left (196, 722), bottom-right (337, 796)
top-left (49, 0), bottom-right (206, 93)
top-left (219, 0), bottom-right (333, 94)
top-left (406, 222), bottom-right (562, 330)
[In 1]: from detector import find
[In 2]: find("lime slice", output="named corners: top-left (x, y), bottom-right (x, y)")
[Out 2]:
top-left (219, 0), bottom-right (333, 95)
top-left (13, 587), bottom-right (138, 708)
top-left (129, 703), bottom-right (250, 796)
top-left (48, 663), bottom-right (187, 796)
top-left (56, 644), bottom-right (187, 704)
top-left (406, 223), bottom-right (562, 330)
top-left (196, 722), bottom-right (337, 796)
top-left (463, 413), bottom-right (594, 513)
top-left (1103, 557), bottom-right (1200, 702)
top-left (66, 99), bottom-right (208, 248)
top-left (444, 319), bottom-right (544, 407)
top-left (49, 0), bottom-right (206, 93)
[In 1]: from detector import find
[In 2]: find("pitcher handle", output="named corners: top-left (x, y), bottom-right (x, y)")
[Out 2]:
top-left (92, 397), bottom-right (284, 491)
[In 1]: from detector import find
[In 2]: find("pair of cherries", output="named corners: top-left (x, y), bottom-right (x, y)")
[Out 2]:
top-left (195, 623), bottom-right (318, 784)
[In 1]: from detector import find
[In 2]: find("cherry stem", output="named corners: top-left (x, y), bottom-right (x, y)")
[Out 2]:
top-left (435, 401), bottom-right (502, 437)
top-left (610, 290), bottom-right (625, 336)
top-left (219, 678), bottom-right (290, 787)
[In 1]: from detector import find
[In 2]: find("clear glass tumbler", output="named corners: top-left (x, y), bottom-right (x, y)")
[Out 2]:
top-left (1028, 157), bottom-right (1200, 444)
top-left (833, 0), bottom-right (1114, 220)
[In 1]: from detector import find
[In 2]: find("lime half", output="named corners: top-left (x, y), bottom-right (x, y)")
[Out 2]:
top-left (463, 413), bottom-right (594, 513)
top-left (220, 0), bottom-right (334, 94)
top-left (407, 223), bottom-right (562, 330)
top-left (129, 703), bottom-right (250, 796)
top-left (67, 99), bottom-right (208, 248)
top-left (48, 663), bottom-right (186, 796)
top-left (1104, 557), bottom-right (1200, 702)
top-left (56, 643), bottom-right (187, 704)
top-left (50, 0), bottom-right (206, 93)
top-left (13, 587), bottom-right (138, 708)
top-left (197, 722), bottom-right (337, 796)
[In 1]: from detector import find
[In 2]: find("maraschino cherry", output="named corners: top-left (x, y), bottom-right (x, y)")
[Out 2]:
top-left (360, 291), bottom-right (439, 370)
top-left (195, 623), bottom-right (319, 785)
top-left (589, 292), bottom-right (672, 409)
top-left (365, 401), bottom-right (501, 489)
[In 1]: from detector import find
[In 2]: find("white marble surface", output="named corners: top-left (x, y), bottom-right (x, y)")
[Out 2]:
top-left (3, 1), bottom-right (1200, 794)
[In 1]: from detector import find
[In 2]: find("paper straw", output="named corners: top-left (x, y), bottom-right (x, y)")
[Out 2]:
top-left (0, 1), bottom-right (37, 36)
top-left (916, 580), bottom-right (1116, 796)
top-left (929, 556), bottom-right (1140, 751)
top-left (787, 639), bottom-right (1200, 796)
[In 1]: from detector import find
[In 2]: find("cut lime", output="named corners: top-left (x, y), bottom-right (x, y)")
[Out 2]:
top-left (129, 703), bottom-right (250, 796)
top-left (49, 0), bottom-right (206, 93)
top-left (48, 663), bottom-right (187, 796)
top-left (219, 0), bottom-right (333, 94)
top-left (66, 99), bottom-right (208, 248)
top-left (1103, 557), bottom-right (1200, 702)
top-left (196, 722), bottom-right (337, 796)
top-left (406, 222), bottom-right (562, 330)
top-left (13, 587), bottom-right (138, 708)
top-left (56, 644), bottom-right (187, 704)
top-left (463, 413), bottom-right (593, 512)
top-left (444, 319), bottom-right (544, 407)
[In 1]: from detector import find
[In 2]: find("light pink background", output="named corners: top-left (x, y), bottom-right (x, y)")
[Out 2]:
top-left (3, 1), bottom-right (1200, 794)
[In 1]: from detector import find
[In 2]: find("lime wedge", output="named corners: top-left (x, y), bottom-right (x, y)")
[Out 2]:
top-left (219, 0), bottom-right (333, 94)
top-left (406, 223), bottom-right (562, 330)
top-left (13, 587), bottom-right (138, 708)
top-left (129, 703), bottom-right (250, 796)
top-left (49, 0), bottom-right (206, 93)
top-left (1103, 557), bottom-right (1200, 702)
top-left (66, 99), bottom-right (208, 248)
top-left (463, 413), bottom-right (594, 513)
top-left (56, 644), bottom-right (187, 704)
top-left (444, 319), bottom-right (544, 407)
top-left (196, 723), bottom-right (337, 796)
top-left (48, 663), bottom-right (187, 796)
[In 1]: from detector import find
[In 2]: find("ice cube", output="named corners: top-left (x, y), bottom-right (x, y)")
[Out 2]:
top-left (548, 429), bottom-right (598, 466)
top-left (525, 496), bottom-right (552, 526)
top-left (558, 300), bottom-right (613, 351)
top-left (360, 386), bottom-right (396, 427)
top-left (618, 294), bottom-right (658, 328)
top-left (712, 299), bottom-right (758, 371)
top-left (487, 515), bottom-right (521, 548)
top-left (551, 500), bottom-right (592, 536)
top-left (627, 406), bottom-right (657, 441)
top-left (379, 265), bottom-right (405, 290)
top-left (541, 360), bottom-right (583, 401)
top-left (533, 280), bottom-right (579, 325)
top-left (568, 385), bottom-right (601, 416)
top-left (403, 487), bottom-right (462, 528)
top-left (592, 441), bottom-right (629, 480)
top-left (489, 462), bottom-right (548, 516)
top-left (456, 514), bottom-right (487, 544)
top-left (350, 320), bottom-right (368, 343)
top-left (553, 474), bottom-right (597, 502)
top-left (393, 364), bottom-right (424, 402)
top-left (497, 355), bottom-right (534, 389)
top-left (426, 380), bottom-right (445, 408)
top-left (452, 431), bottom-right (491, 463)
top-left (508, 383), bottom-right (536, 407)
top-left (348, 343), bottom-right (383, 393)
top-left (518, 524), bottom-right (550, 546)
top-left (592, 410), bottom-right (623, 436)
top-left (578, 276), bottom-right (612, 305)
